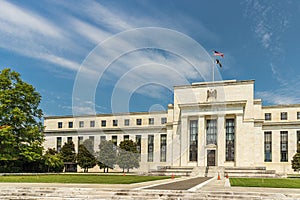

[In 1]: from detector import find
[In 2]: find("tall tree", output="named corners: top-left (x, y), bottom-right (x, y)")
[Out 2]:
top-left (117, 140), bottom-right (139, 173)
top-left (97, 140), bottom-right (117, 173)
top-left (0, 68), bottom-right (44, 172)
top-left (60, 141), bottom-right (76, 163)
top-left (77, 139), bottom-right (96, 172)
top-left (292, 144), bottom-right (300, 172)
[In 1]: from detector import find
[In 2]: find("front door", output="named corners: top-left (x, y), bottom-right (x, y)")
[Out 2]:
top-left (207, 150), bottom-right (216, 166)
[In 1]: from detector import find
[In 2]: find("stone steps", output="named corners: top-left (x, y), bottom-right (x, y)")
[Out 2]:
top-left (1, 186), bottom-right (299, 200)
top-left (149, 166), bottom-right (194, 176)
top-left (224, 167), bottom-right (277, 178)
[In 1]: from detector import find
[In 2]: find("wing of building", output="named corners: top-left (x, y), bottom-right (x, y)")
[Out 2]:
top-left (43, 80), bottom-right (300, 175)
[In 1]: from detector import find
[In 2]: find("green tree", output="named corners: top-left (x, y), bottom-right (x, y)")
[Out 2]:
top-left (60, 141), bottom-right (76, 162)
top-left (97, 140), bottom-right (117, 173)
top-left (292, 144), bottom-right (300, 172)
top-left (77, 139), bottom-right (96, 172)
top-left (117, 140), bottom-right (139, 173)
top-left (0, 68), bottom-right (44, 172)
top-left (44, 148), bottom-right (64, 172)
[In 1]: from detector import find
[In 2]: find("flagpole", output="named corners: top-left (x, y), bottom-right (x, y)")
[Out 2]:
top-left (212, 55), bottom-right (215, 83)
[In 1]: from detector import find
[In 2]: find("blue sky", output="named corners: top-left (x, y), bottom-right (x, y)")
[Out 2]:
top-left (1, 0), bottom-right (300, 117)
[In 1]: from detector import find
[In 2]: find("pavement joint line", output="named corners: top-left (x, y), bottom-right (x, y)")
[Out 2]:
top-left (187, 176), bottom-right (216, 192)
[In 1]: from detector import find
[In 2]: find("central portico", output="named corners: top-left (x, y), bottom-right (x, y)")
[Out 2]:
top-left (170, 80), bottom-right (259, 168)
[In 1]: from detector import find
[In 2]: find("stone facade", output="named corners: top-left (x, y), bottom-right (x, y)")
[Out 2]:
top-left (43, 80), bottom-right (300, 174)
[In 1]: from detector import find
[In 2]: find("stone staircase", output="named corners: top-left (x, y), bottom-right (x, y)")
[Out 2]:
top-left (0, 185), bottom-right (299, 199)
top-left (224, 167), bottom-right (277, 178)
top-left (148, 166), bottom-right (194, 176)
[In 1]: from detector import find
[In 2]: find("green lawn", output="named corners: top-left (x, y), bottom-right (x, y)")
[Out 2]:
top-left (230, 178), bottom-right (300, 188)
top-left (0, 174), bottom-right (170, 184)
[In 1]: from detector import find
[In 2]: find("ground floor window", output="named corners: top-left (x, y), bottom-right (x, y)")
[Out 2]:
top-left (226, 119), bottom-right (235, 161)
top-left (280, 131), bottom-right (288, 162)
top-left (136, 135), bottom-right (141, 160)
top-left (264, 131), bottom-right (272, 162)
top-left (189, 120), bottom-right (198, 161)
top-left (160, 134), bottom-right (167, 162)
top-left (56, 137), bottom-right (62, 152)
top-left (297, 131), bottom-right (300, 152)
top-left (148, 135), bottom-right (154, 162)
top-left (206, 119), bottom-right (217, 145)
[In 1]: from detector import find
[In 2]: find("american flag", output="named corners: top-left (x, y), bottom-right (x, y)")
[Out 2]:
top-left (213, 50), bottom-right (224, 58)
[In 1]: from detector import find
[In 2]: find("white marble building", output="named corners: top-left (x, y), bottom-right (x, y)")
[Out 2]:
top-left (43, 80), bottom-right (300, 174)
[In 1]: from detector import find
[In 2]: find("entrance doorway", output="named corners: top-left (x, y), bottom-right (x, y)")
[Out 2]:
top-left (207, 150), bottom-right (216, 166)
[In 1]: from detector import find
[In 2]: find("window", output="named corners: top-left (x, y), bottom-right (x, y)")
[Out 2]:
top-left (56, 137), bottom-right (62, 152)
top-left (58, 122), bottom-right (62, 128)
top-left (280, 131), bottom-right (288, 162)
top-left (89, 136), bottom-right (94, 151)
top-left (100, 136), bottom-right (106, 142)
top-left (67, 137), bottom-right (72, 143)
top-left (161, 117), bottom-right (167, 124)
top-left (206, 119), bottom-right (217, 145)
top-left (101, 120), bottom-right (106, 127)
top-left (112, 135), bottom-right (117, 146)
top-left (226, 119), bottom-right (235, 161)
top-left (68, 121), bottom-right (73, 128)
top-left (136, 135), bottom-right (141, 155)
top-left (79, 121), bottom-right (84, 128)
top-left (136, 118), bottom-right (142, 125)
top-left (124, 119), bottom-right (130, 126)
top-left (90, 120), bottom-right (95, 127)
top-left (113, 120), bottom-right (118, 126)
top-left (297, 112), bottom-right (300, 120)
top-left (281, 112), bottom-right (288, 120)
top-left (160, 134), bottom-right (167, 162)
top-left (264, 132), bottom-right (272, 162)
top-left (265, 113), bottom-right (271, 121)
top-left (149, 118), bottom-right (154, 125)
top-left (148, 135), bottom-right (154, 162)
top-left (78, 136), bottom-right (83, 147)
top-left (297, 131), bottom-right (300, 152)
top-left (124, 135), bottom-right (129, 141)
top-left (189, 120), bottom-right (198, 162)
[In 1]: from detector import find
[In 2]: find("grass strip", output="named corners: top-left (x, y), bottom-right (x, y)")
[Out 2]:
top-left (230, 178), bottom-right (300, 188)
top-left (0, 174), bottom-right (170, 184)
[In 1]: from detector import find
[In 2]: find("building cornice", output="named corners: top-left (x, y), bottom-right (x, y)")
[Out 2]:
top-left (178, 100), bottom-right (247, 109)
top-left (262, 104), bottom-right (300, 109)
top-left (174, 80), bottom-right (254, 89)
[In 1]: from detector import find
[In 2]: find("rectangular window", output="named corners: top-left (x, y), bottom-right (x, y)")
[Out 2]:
top-left (90, 120), bottom-right (95, 127)
top-left (281, 112), bottom-right (288, 120)
top-left (264, 131), bottom-right (272, 162)
top-left (100, 135), bottom-right (106, 142)
top-left (206, 119), bottom-right (217, 145)
top-left (148, 135), bottom-right (154, 162)
top-left (136, 118), bottom-right (142, 125)
top-left (297, 112), bottom-right (300, 120)
top-left (149, 118), bottom-right (154, 125)
top-left (124, 119), bottom-right (130, 126)
top-left (265, 113), bottom-right (271, 121)
top-left (78, 136), bottom-right (83, 147)
top-left (68, 121), bottom-right (73, 128)
top-left (89, 136), bottom-right (94, 150)
top-left (56, 137), bottom-right (62, 152)
top-left (136, 135), bottom-right (141, 155)
top-left (280, 131), bottom-right (288, 162)
top-left (160, 134), bottom-right (167, 162)
top-left (297, 131), bottom-right (300, 152)
top-left (58, 122), bottom-right (62, 128)
top-left (189, 120), bottom-right (198, 162)
top-left (226, 119), bottom-right (235, 161)
top-left (113, 120), bottom-right (118, 126)
top-left (79, 121), bottom-right (84, 128)
top-left (101, 120), bottom-right (106, 127)
top-left (161, 117), bottom-right (167, 124)
top-left (67, 137), bottom-right (72, 143)
top-left (124, 135), bottom-right (129, 141)
top-left (112, 135), bottom-right (117, 146)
